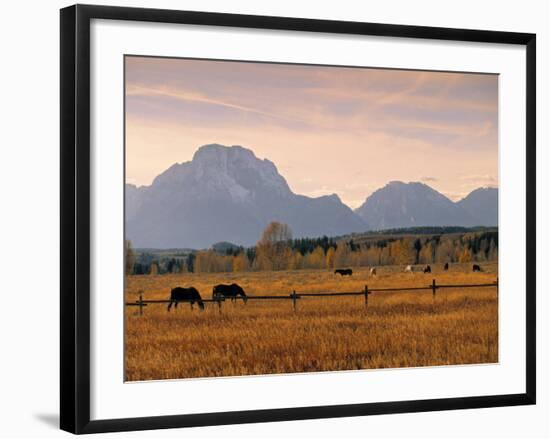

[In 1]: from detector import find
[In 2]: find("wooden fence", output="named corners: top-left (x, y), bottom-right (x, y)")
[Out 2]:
top-left (125, 278), bottom-right (498, 315)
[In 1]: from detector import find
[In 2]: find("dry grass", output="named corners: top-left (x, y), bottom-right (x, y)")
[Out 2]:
top-left (125, 262), bottom-right (498, 381)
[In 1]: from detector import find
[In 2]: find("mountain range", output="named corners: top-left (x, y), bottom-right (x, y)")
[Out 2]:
top-left (126, 144), bottom-right (498, 249)
top-left (355, 181), bottom-right (497, 230)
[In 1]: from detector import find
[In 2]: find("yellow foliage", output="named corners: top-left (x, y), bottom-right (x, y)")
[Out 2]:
top-left (334, 243), bottom-right (351, 267)
top-left (304, 246), bottom-right (325, 269)
top-left (256, 221), bottom-right (293, 271)
top-left (325, 247), bottom-right (335, 269)
top-left (232, 253), bottom-right (249, 272)
top-left (195, 250), bottom-right (232, 273)
top-left (288, 251), bottom-right (304, 270)
top-left (419, 243), bottom-right (434, 264)
top-left (390, 240), bottom-right (415, 265)
top-left (459, 248), bottom-right (473, 263)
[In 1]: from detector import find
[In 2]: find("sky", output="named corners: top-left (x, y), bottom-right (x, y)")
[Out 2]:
top-left (125, 56), bottom-right (498, 208)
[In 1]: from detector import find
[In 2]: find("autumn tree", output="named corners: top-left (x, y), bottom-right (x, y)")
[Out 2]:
top-left (334, 242), bottom-right (351, 267)
top-left (477, 238), bottom-right (489, 262)
top-left (435, 238), bottom-right (454, 263)
top-left (304, 246), bottom-right (325, 268)
top-left (413, 239), bottom-right (422, 264)
top-left (124, 239), bottom-right (135, 275)
top-left (232, 252), bottom-right (249, 272)
top-left (361, 245), bottom-right (379, 266)
top-left (390, 239), bottom-right (415, 265)
top-left (256, 222), bottom-right (293, 270)
top-left (288, 251), bottom-right (304, 270)
top-left (186, 253), bottom-right (196, 273)
top-left (487, 239), bottom-right (498, 261)
top-left (459, 247), bottom-right (473, 263)
top-left (419, 242), bottom-right (434, 264)
top-left (178, 260), bottom-right (188, 274)
top-left (194, 250), bottom-right (233, 273)
top-left (379, 245), bottom-right (391, 265)
top-left (325, 247), bottom-right (335, 269)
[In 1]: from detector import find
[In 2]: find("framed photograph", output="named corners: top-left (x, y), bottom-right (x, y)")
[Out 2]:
top-left (60, 4), bottom-right (536, 434)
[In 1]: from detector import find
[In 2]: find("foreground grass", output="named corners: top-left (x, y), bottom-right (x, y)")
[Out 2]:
top-left (125, 262), bottom-right (498, 381)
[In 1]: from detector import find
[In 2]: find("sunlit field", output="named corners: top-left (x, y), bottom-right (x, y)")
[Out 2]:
top-left (124, 262), bottom-right (498, 381)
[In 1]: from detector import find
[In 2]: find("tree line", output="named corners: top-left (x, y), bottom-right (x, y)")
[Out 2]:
top-left (125, 221), bottom-right (498, 275)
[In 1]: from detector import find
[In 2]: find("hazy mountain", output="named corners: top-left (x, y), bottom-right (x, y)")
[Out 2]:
top-left (355, 181), bottom-right (484, 230)
top-left (457, 187), bottom-right (498, 226)
top-left (126, 145), bottom-right (498, 249)
top-left (125, 144), bottom-right (366, 248)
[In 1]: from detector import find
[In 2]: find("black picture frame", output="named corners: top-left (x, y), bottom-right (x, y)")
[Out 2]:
top-left (60, 4), bottom-right (536, 434)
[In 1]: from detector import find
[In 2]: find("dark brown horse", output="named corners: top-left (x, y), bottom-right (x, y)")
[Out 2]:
top-left (167, 287), bottom-right (205, 311)
top-left (213, 283), bottom-right (248, 303)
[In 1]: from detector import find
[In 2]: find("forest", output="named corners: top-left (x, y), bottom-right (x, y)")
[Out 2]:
top-left (125, 223), bottom-right (498, 275)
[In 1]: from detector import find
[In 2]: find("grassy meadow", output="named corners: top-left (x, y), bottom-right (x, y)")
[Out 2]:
top-left (124, 262), bottom-right (498, 381)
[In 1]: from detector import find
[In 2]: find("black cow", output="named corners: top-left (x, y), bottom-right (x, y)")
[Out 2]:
top-left (213, 283), bottom-right (248, 303)
top-left (423, 265), bottom-right (432, 274)
top-left (444, 262), bottom-right (449, 271)
top-left (334, 269), bottom-right (353, 276)
top-left (167, 287), bottom-right (204, 311)
top-left (473, 264), bottom-right (482, 272)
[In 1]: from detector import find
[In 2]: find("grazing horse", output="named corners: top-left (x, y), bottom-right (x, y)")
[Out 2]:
top-left (167, 287), bottom-right (204, 311)
top-left (444, 262), bottom-right (449, 271)
top-left (334, 268), bottom-right (353, 276)
top-left (472, 264), bottom-right (482, 272)
top-left (423, 265), bottom-right (431, 274)
top-left (370, 267), bottom-right (377, 276)
top-left (405, 265), bottom-right (414, 273)
top-left (213, 283), bottom-right (248, 303)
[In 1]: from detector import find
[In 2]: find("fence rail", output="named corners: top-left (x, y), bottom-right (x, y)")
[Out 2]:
top-left (126, 278), bottom-right (498, 315)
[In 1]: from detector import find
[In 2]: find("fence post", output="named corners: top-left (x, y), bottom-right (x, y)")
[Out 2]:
top-left (139, 292), bottom-right (144, 316)
top-left (292, 290), bottom-right (297, 312)
top-left (364, 285), bottom-right (369, 310)
top-left (431, 279), bottom-right (437, 312)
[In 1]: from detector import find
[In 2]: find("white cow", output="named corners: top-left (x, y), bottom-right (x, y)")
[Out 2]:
top-left (369, 267), bottom-right (377, 276)
top-left (405, 265), bottom-right (414, 273)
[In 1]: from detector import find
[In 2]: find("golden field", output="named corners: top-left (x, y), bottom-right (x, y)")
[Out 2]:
top-left (124, 262), bottom-right (498, 381)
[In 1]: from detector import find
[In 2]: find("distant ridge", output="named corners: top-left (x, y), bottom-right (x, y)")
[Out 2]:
top-left (345, 225), bottom-right (498, 237)
top-left (355, 181), bottom-right (497, 230)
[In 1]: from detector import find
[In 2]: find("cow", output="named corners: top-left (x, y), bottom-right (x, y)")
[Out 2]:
top-left (473, 264), bottom-right (482, 272)
top-left (423, 265), bottom-right (432, 274)
top-left (213, 283), bottom-right (248, 303)
top-left (405, 265), bottom-right (414, 273)
top-left (334, 268), bottom-right (353, 276)
top-left (370, 267), bottom-right (377, 276)
top-left (444, 262), bottom-right (449, 271)
top-left (167, 287), bottom-right (204, 311)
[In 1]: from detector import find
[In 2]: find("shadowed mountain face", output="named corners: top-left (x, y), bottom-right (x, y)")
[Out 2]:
top-left (125, 144), bottom-right (366, 248)
top-left (457, 187), bottom-right (499, 226)
top-left (354, 181), bottom-right (498, 230)
top-left (126, 144), bottom-right (498, 249)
